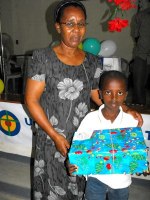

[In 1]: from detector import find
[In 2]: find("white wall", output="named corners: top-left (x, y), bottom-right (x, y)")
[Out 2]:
top-left (1, 0), bottom-right (54, 55)
top-left (0, 0), bottom-right (137, 60)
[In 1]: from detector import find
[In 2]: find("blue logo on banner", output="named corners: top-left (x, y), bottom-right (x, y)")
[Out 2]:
top-left (0, 110), bottom-right (21, 136)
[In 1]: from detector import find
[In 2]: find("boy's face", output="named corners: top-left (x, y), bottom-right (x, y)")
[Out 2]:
top-left (100, 78), bottom-right (127, 111)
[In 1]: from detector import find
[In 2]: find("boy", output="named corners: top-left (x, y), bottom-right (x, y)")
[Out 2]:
top-left (69, 70), bottom-right (138, 200)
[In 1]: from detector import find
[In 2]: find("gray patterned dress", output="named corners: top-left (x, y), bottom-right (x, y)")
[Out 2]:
top-left (27, 47), bottom-right (102, 200)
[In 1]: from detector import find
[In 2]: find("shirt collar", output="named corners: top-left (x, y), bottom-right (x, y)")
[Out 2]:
top-left (98, 104), bottom-right (123, 126)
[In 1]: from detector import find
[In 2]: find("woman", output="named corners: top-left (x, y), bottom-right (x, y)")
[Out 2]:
top-left (25, 0), bottom-right (142, 199)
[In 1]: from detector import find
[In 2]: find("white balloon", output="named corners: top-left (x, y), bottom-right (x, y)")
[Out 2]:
top-left (98, 40), bottom-right (117, 57)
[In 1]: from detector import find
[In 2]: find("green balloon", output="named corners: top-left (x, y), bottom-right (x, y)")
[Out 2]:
top-left (83, 38), bottom-right (101, 55)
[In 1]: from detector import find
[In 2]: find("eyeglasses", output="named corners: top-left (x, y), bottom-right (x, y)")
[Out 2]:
top-left (60, 21), bottom-right (88, 29)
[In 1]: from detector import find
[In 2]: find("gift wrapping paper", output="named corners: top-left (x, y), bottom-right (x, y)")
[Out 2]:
top-left (69, 127), bottom-right (148, 175)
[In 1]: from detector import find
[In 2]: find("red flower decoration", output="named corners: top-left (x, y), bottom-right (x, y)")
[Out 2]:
top-left (108, 17), bottom-right (128, 32)
top-left (118, 0), bottom-right (136, 10)
top-left (108, 0), bottom-right (136, 10)
top-left (107, 0), bottom-right (136, 32)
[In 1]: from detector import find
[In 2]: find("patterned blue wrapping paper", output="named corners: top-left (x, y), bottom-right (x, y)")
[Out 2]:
top-left (68, 127), bottom-right (148, 175)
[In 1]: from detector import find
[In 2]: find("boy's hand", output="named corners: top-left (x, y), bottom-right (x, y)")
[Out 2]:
top-left (68, 164), bottom-right (78, 176)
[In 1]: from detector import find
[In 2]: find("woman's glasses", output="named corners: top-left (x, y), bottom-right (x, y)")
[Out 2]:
top-left (60, 21), bottom-right (88, 29)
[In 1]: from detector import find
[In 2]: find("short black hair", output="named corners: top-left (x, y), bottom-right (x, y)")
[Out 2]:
top-left (99, 70), bottom-right (128, 91)
top-left (54, 0), bottom-right (87, 23)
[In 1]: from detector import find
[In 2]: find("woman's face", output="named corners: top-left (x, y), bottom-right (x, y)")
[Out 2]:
top-left (55, 6), bottom-right (86, 48)
top-left (100, 78), bottom-right (127, 111)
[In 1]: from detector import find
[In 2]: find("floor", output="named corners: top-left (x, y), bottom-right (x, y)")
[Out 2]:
top-left (0, 152), bottom-right (31, 200)
top-left (0, 152), bottom-right (150, 200)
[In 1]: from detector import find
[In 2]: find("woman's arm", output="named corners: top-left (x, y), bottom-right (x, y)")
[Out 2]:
top-left (90, 89), bottom-right (102, 106)
top-left (122, 104), bottom-right (143, 127)
top-left (24, 78), bottom-right (70, 156)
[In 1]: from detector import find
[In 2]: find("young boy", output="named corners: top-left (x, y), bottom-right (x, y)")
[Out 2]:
top-left (69, 70), bottom-right (138, 200)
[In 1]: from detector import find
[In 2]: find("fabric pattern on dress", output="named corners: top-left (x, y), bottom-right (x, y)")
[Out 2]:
top-left (27, 46), bottom-right (103, 200)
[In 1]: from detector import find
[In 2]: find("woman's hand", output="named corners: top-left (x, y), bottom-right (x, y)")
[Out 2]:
top-left (53, 134), bottom-right (70, 157)
top-left (126, 108), bottom-right (143, 127)
top-left (122, 104), bottom-right (143, 127)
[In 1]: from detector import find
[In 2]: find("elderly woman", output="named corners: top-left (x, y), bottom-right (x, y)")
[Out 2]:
top-left (25, 0), bottom-right (143, 199)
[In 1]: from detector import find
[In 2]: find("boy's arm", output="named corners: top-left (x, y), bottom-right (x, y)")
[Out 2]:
top-left (68, 164), bottom-right (78, 176)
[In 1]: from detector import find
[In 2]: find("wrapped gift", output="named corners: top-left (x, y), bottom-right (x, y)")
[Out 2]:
top-left (68, 127), bottom-right (148, 175)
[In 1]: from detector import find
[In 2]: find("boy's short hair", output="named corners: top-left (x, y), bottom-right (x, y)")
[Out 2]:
top-left (99, 70), bottom-right (128, 91)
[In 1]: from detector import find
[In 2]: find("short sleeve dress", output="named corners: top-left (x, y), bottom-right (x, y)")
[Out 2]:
top-left (27, 46), bottom-right (103, 200)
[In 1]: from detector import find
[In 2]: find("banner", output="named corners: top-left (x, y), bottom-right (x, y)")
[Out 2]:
top-left (132, 114), bottom-right (150, 180)
top-left (0, 101), bottom-right (34, 157)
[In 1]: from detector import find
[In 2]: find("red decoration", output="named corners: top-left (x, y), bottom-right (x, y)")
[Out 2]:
top-left (109, 149), bottom-right (117, 153)
top-left (75, 151), bottom-right (82, 154)
top-left (108, 18), bottom-right (128, 32)
top-left (108, 0), bottom-right (136, 10)
top-left (86, 150), bottom-right (92, 154)
top-left (111, 131), bottom-right (117, 134)
top-left (104, 156), bottom-right (110, 160)
top-left (106, 163), bottom-right (112, 170)
top-left (107, 0), bottom-right (137, 32)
